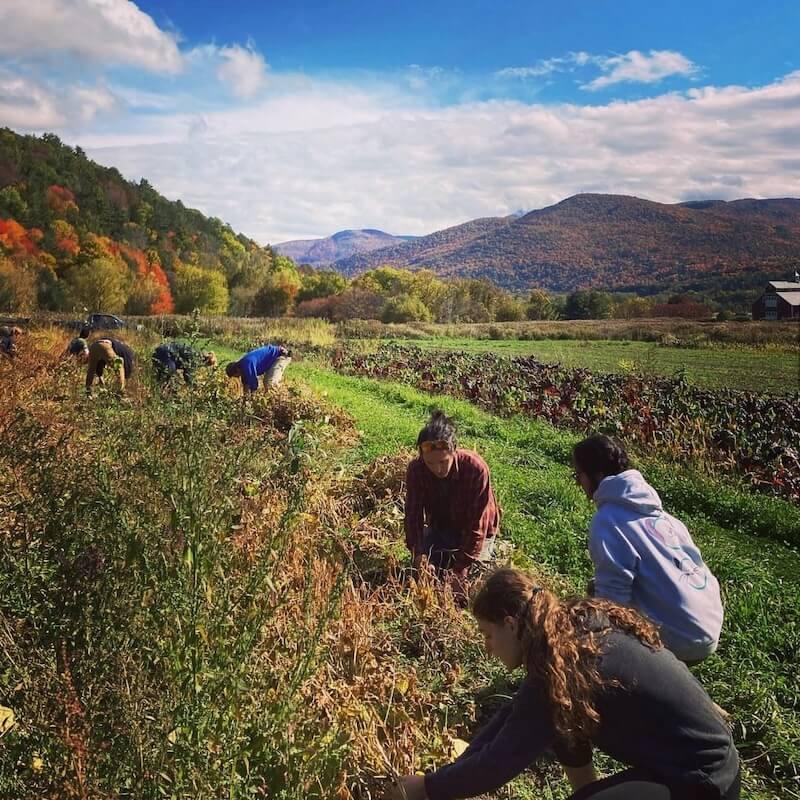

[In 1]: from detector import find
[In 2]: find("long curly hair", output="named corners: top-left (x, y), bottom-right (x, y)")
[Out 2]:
top-left (472, 568), bottom-right (661, 742)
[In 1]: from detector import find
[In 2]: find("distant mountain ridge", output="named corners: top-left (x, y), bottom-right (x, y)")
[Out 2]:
top-left (274, 228), bottom-right (417, 267)
top-left (330, 194), bottom-right (800, 292)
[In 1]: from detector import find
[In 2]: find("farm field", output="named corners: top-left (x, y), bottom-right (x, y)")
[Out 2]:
top-left (284, 361), bottom-right (800, 800)
top-left (2, 325), bottom-right (799, 799)
top-left (381, 337), bottom-right (800, 394)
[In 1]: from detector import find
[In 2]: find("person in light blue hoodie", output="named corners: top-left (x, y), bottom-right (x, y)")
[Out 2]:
top-left (572, 434), bottom-right (723, 664)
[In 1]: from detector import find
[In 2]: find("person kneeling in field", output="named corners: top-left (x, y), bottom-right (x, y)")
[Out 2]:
top-left (573, 434), bottom-right (723, 666)
top-left (404, 410), bottom-right (500, 604)
top-left (152, 342), bottom-right (216, 386)
top-left (225, 344), bottom-right (291, 394)
top-left (85, 338), bottom-right (135, 396)
top-left (393, 567), bottom-right (741, 800)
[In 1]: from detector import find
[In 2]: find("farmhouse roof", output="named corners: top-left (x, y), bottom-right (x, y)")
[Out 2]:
top-left (775, 292), bottom-right (800, 306)
top-left (768, 281), bottom-right (800, 291)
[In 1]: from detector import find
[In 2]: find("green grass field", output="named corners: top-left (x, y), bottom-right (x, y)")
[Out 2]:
top-left (383, 337), bottom-right (800, 394)
top-left (286, 359), bottom-right (800, 800)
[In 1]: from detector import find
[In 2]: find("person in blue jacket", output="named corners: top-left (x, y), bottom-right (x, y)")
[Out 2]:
top-left (225, 344), bottom-right (291, 393)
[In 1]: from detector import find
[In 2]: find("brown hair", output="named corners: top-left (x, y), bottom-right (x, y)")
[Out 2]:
top-left (472, 568), bottom-right (660, 742)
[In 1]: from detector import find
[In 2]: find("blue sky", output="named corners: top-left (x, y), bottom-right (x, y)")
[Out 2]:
top-left (1, 0), bottom-right (799, 242)
top-left (137, 0), bottom-right (796, 83)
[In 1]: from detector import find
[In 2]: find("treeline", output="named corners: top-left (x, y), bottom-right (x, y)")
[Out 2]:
top-left (0, 128), bottom-right (299, 317)
top-left (291, 268), bottom-right (726, 323)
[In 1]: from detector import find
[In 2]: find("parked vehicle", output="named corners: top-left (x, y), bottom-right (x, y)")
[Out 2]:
top-left (66, 313), bottom-right (142, 333)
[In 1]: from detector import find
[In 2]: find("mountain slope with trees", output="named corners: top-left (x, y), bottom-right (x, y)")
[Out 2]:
top-left (332, 194), bottom-right (800, 293)
top-left (333, 216), bottom-right (514, 276)
top-left (0, 128), bottom-right (300, 315)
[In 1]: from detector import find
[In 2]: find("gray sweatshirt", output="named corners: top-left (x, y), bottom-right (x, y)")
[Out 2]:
top-left (590, 470), bottom-right (723, 662)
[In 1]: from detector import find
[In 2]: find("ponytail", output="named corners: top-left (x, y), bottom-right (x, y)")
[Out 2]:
top-left (472, 568), bottom-right (660, 741)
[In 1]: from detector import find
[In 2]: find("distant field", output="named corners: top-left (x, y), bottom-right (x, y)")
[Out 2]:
top-left (386, 337), bottom-right (800, 394)
top-left (340, 317), bottom-right (800, 347)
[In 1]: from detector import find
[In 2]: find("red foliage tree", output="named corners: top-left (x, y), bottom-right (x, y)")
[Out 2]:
top-left (120, 244), bottom-right (174, 314)
top-left (0, 218), bottom-right (40, 256)
top-left (46, 185), bottom-right (79, 217)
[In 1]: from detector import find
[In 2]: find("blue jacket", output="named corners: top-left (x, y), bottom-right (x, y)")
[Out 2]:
top-left (589, 470), bottom-right (723, 662)
top-left (238, 345), bottom-right (282, 391)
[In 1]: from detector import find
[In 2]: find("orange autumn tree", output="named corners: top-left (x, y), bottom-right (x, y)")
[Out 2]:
top-left (51, 219), bottom-right (80, 258)
top-left (0, 218), bottom-right (40, 257)
top-left (121, 244), bottom-right (174, 315)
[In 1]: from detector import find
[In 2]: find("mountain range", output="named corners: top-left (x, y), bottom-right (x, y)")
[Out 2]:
top-left (298, 195), bottom-right (800, 293)
top-left (274, 229), bottom-right (416, 267)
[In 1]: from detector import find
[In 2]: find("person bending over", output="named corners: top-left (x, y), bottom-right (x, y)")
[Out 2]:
top-left (225, 344), bottom-right (291, 393)
top-left (85, 338), bottom-right (135, 396)
top-left (153, 342), bottom-right (216, 386)
top-left (394, 567), bottom-right (740, 800)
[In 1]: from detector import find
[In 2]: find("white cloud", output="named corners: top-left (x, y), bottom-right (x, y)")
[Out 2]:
top-left (405, 65), bottom-right (449, 91)
top-left (583, 50), bottom-right (698, 90)
top-left (496, 65), bottom-right (556, 80)
top-left (0, 72), bottom-right (64, 128)
top-left (77, 71), bottom-right (800, 243)
top-left (183, 42), bottom-right (270, 99)
top-left (0, 69), bottom-right (117, 129)
top-left (71, 85), bottom-right (118, 121)
top-left (497, 49), bottom-right (697, 90)
top-left (496, 53), bottom-right (594, 80)
top-left (0, 0), bottom-right (182, 74)
top-left (216, 44), bottom-right (269, 99)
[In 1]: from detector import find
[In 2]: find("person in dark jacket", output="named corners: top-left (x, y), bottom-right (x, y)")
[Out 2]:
top-left (393, 568), bottom-right (740, 800)
top-left (66, 336), bottom-right (90, 361)
top-left (152, 342), bottom-right (216, 385)
top-left (85, 338), bottom-right (135, 395)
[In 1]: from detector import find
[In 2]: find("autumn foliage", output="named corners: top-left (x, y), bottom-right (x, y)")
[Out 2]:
top-left (0, 127), bottom-right (299, 314)
top-left (0, 218), bottom-right (39, 257)
top-left (46, 184), bottom-right (78, 217)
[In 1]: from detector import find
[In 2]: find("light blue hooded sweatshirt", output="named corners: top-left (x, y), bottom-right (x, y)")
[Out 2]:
top-left (590, 469), bottom-right (723, 662)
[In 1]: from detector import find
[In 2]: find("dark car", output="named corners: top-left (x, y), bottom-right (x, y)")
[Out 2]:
top-left (66, 313), bottom-right (142, 333)
top-left (86, 313), bottom-right (127, 331)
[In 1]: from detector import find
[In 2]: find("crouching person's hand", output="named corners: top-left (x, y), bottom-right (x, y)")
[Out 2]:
top-left (389, 775), bottom-right (427, 800)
